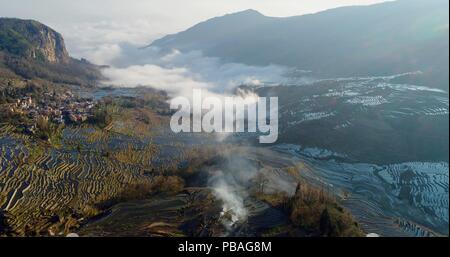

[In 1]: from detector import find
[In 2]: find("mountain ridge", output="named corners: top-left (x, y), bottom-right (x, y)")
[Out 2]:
top-left (151, 0), bottom-right (449, 90)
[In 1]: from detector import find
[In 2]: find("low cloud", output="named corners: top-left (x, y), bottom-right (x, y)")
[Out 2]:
top-left (102, 64), bottom-right (212, 97)
top-left (80, 43), bottom-right (122, 65)
top-left (60, 20), bottom-right (162, 64)
top-left (101, 46), bottom-right (285, 145)
top-left (101, 46), bottom-right (291, 98)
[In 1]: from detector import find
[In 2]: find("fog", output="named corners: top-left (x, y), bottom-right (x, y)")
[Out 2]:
top-left (101, 46), bottom-right (290, 98)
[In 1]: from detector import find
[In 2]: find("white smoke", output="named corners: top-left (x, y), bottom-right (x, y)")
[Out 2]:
top-left (211, 176), bottom-right (248, 234)
top-left (97, 41), bottom-right (287, 233)
top-left (206, 152), bottom-right (263, 234)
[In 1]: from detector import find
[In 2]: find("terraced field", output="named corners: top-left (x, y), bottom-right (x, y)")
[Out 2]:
top-left (0, 121), bottom-right (217, 235)
top-left (78, 189), bottom-right (222, 237)
top-left (272, 144), bottom-right (449, 236)
top-left (76, 147), bottom-right (302, 237)
top-left (1, 82), bottom-right (447, 237)
top-left (3, 119), bottom-right (444, 237)
top-left (256, 78), bottom-right (449, 164)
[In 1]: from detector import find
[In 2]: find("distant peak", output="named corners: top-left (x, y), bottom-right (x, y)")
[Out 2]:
top-left (242, 9), bottom-right (262, 14)
top-left (227, 9), bottom-right (264, 17)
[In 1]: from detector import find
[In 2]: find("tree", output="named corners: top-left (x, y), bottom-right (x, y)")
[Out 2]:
top-left (0, 210), bottom-right (13, 236)
top-left (319, 208), bottom-right (332, 236)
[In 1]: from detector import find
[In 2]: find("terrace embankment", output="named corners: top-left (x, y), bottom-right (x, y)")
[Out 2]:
top-left (0, 90), bottom-right (220, 236)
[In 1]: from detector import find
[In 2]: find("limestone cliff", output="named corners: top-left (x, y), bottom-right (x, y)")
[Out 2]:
top-left (0, 18), bottom-right (70, 63)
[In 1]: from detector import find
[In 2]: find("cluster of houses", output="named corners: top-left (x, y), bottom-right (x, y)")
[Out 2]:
top-left (9, 90), bottom-right (96, 125)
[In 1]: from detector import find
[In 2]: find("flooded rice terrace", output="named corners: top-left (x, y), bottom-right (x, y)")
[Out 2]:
top-left (1, 83), bottom-right (448, 237)
top-left (272, 144), bottom-right (448, 236)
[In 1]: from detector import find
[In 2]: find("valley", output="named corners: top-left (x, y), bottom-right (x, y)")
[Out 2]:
top-left (0, 81), bottom-right (448, 237)
top-left (0, 0), bottom-right (448, 238)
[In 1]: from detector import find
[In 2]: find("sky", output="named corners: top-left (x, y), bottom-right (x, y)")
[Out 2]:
top-left (0, 0), bottom-right (388, 62)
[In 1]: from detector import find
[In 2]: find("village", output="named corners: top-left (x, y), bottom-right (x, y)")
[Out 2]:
top-left (7, 90), bottom-right (96, 126)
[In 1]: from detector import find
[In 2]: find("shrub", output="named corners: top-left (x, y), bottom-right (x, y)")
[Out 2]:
top-left (35, 115), bottom-right (64, 145)
top-left (151, 175), bottom-right (185, 194)
top-left (89, 104), bottom-right (113, 128)
top-left (93, 176), bottom-right (185, 211)
top-left (0, 210), bottom-right (13, 236)
top-left (288, 182), bottom-right (364, 237)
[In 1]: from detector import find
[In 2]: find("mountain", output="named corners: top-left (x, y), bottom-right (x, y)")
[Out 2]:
top-left (151, 0), bottom-right (449, 90)
top-left (0, 18), bottom-right (69, 64)
top-left (0, 18), bottom-right (101, 86)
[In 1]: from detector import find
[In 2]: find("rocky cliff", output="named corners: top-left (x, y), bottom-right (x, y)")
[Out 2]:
top-left (0, 18), bottom-right (69, 64)
top-left (0, 18), bottom-right (102, 86)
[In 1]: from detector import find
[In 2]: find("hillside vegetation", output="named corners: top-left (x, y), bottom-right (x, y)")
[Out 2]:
top-left (0, 18), bottom-right (102, 86)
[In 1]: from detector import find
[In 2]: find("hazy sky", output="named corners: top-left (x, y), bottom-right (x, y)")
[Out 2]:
top-left (0, 0), bottom-right (388, 57)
